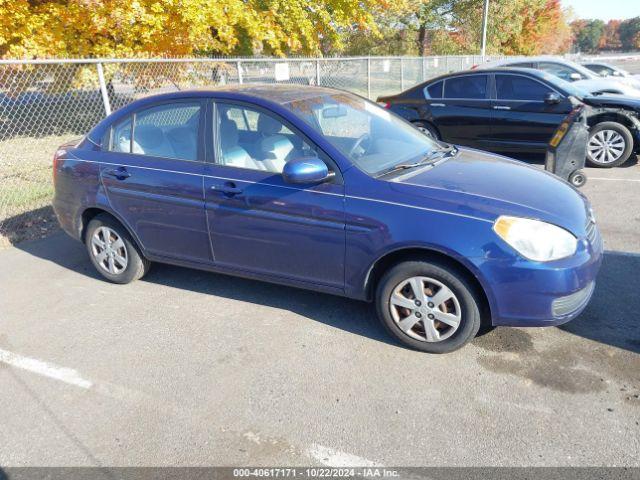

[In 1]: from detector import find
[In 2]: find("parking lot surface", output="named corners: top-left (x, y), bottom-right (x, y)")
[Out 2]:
top-left (1, 161), bottom-right (639, 467)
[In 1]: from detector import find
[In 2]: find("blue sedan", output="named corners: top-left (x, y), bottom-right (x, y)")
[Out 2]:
top-left (52, 85), bottom-right (603, 353)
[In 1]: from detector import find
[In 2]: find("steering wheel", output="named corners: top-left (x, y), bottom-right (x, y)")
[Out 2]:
top-left (349, 133), bottom-right (372, 158)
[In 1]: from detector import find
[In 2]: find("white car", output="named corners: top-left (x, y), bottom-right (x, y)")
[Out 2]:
top-left (476, 56), bottom-right (640, 97)
top-left (582, 61), bottom-right (640, 89)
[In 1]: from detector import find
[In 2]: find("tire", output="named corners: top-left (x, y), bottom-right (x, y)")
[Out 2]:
top-left (413, 121), bottom-right (440, 140)
top-left (85, 214), bottom-right (150, 284)
top-left (569, 170), bottom-right (587, 188)
top-left (375, 260), bottom-right (482, 353)
top-left (586, 122), bottom-right (633, 168)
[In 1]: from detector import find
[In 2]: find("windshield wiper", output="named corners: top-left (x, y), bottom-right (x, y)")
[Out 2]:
top-left (376, 146), bottom-right (458, 178)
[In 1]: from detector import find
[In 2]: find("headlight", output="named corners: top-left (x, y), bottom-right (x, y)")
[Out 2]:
top-left (493, 216), bottom-right (577, 262)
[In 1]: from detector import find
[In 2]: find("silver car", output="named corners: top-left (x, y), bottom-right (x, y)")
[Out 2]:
top-left (477, 56), bottom-right (640, 97)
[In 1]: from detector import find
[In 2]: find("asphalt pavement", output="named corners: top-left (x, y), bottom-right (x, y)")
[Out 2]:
top-left (0, 161), bottom-right (639, 467)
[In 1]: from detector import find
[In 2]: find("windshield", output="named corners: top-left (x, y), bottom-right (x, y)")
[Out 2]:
top-left (283, 92), bottom-right (442, 176)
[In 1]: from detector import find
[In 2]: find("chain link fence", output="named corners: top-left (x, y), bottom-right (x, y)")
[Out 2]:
top-left (0, 53), bottom-right (636, 245)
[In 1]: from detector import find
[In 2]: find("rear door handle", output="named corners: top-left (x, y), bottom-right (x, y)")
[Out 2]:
top-left (103, 167), bottom-right (131, 179)
top-left (431, 103), bottom-right (446, 107)
top-left (211, 182), bottom-right (242, 196)
top-left (493, 105), bottom-right (511, 110)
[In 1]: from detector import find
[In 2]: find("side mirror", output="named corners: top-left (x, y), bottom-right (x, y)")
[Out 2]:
top-left (282, 156), bottom-right (330, 184)
top-left (544, 92), bottom-right (561, 105)
top-left (569, 72), bottom-right (582, 81)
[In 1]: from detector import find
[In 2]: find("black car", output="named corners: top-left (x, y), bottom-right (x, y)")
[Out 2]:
top-left (378, 68), bottom-right (640, 168)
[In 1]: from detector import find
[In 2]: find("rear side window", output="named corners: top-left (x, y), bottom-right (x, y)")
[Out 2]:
top-left (424, 81), bottom-right (443, 99)
top-left (495, 74), bottom-right (553, 101)
top-left (443, 75), bottom-right (488, 99)
top-left (109, 102), bottom-right (201, 161)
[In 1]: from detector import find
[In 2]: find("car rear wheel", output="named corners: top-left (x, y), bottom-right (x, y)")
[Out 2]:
top-left (375, 260), bottom-right (481, 353)
top-left (586, 122), bottom-right (633, 168)
top-left (413, 122), bottom-right (440, 140)
top-left (85, 214), bottom-right (150, 284)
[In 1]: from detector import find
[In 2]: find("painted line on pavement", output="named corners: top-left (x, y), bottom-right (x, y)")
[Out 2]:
top-left (306, 444), bottom-right (383, 467)
top-left (588, 177), bottom-right (640, 182)
top-left (0, 348), bottom-right (93, 389)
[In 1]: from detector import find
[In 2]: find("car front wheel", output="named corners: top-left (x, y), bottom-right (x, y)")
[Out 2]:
top-left (586, 122), bottom-right (633, 168)
top-left (85, 214), bottom-right (150, 284)
top-left (375, 260), bottom-right (482, 353)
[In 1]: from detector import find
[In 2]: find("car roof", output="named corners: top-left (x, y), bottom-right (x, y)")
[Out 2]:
top-left (421, 67), bottom-right (552, 84)
top-left (128, 84), bottom-right (346, 106)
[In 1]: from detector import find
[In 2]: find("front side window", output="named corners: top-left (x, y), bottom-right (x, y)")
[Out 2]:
top-left (216, 104), bottom-right (315, 174)
top-left (443, 75), bottom-right (488, 99)
top-left (538, 62), bottom-right (584, 82)
top-left (284, 92), bottom-right (442, 176)
top-left (109, 102), bottom-right (201, 161)
top-left (495, 75), bottom-right (553, 101)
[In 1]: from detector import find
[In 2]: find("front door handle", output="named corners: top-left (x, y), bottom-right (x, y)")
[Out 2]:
top-left (211, 182), bottom-right (242, 196)
top-left (493, 105), bottom-right (511, 110)
top-left (103, 167), bottom-right (131, 179)
top-left (431, 103), bottom-right (446, 107)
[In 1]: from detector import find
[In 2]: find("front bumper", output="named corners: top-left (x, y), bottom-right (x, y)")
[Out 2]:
top-left (476, 225), bottom-right (603, 327)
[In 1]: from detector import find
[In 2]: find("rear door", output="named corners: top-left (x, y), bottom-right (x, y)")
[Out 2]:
top-left (489, 73), bottom-right (573, 153)
top-left (98, 100), bottom-right (212, 263)
top-left (426, 73), bottom-right (492, 148)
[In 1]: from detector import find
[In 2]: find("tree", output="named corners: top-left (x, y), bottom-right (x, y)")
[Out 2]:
top-left (618, 17), bottom-right (640, 51)
top-left (0, 0), bottom-right (391, 59)
top-left (599, 20), bottom-right (622, 51)
top-left (572, 19), bottom-right (605, 53)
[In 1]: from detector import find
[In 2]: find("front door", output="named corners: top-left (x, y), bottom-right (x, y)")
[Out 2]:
top-left (97, 100), bottom-right (211, 263)
top-left (489, 73), bottom-right (573, 153)
top-left (204, 102), bottom-right (346, 289)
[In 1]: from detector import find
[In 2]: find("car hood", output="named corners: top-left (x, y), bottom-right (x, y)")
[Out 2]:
top-left (582, 94), bottom-right (640, 112)
top-left (575, 78), bottom-right (640, 97)
top-left (387, 147), bottom-right (590, 235)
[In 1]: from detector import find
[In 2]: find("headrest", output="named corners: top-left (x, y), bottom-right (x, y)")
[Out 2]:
top-left (135, 124), bottom-right (164, 149)
top-left (219, 119), bottom-right (239, 149)
top-left (166, 127), bottom-right (192, 144)
top-left (257, 113), bottom-right (283, 136)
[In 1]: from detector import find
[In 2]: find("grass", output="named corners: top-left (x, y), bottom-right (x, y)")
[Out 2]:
top-left (0, 134), bottom-right (77, 246)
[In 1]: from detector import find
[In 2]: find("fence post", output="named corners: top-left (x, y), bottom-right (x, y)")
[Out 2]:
top-left (422, 56), bottom-right (426, 82)
top-left (96, 63), bottom-right (111, 116)
top-left (316, 59), bottom-right (321, 86)
top-left (237, 60), bottom-right (243, 84)
top-left (400, 57), bottom-right (405, 91)
top-left (367, 57), bottom-right (371, 99)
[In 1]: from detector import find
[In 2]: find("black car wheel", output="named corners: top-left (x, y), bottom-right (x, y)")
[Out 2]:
top-left (586, 122), bottom-right (633, 168)
top-left (85, 214), bottom-right (150, 284)
top-left (375, 260), bottom-right (482, 353)
top-left (413, 122), bottom-right (440, 140)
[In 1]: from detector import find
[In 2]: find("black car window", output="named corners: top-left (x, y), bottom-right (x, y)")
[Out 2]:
top-left (495, 74), bottom-right (553, 101)
top-left (425, 81), bottom-right (443, 99)
top-left (443, 75), bottom-right (488, 99)
top-left (109, 103), bottom-right (201, 161)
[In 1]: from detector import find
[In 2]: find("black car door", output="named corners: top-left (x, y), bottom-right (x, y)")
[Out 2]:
top-left (489, 73), bottom-right (574, 153)
top-left (425, 73), bottom-right (492, 149)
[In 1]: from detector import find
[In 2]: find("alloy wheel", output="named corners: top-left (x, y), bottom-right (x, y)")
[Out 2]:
top-left (587, 129), bottom-right (626, 165)
top-left (389, 276), bottom-right (462, 342)
top-left (91, 226), bottom-right (128, 275)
